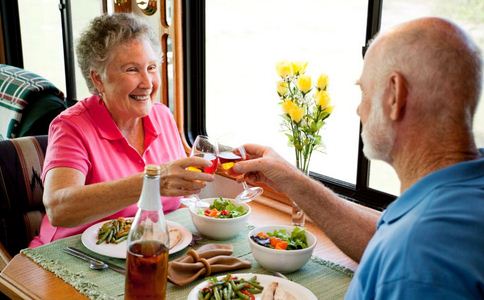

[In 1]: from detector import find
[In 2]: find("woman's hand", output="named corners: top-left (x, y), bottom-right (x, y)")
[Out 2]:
top-left (159, 156), bottom-right (215, 196)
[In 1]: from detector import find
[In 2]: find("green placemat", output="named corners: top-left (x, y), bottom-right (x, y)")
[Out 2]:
top-left (21, 208), bottom-right (353, 299)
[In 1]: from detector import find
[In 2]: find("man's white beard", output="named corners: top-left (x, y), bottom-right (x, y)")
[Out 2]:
top-left (361, 93), bottom-right (396, 164)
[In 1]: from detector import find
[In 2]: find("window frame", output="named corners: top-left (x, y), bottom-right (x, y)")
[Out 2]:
top-left (183, 0), bottom-right (396, 210)
top-left (0, 0), bottom-right (23, 67)
top-left (1, 0), bottom-right (78, 103)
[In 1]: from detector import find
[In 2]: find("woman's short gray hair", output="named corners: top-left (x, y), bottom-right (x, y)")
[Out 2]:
top-left (76, 13), bottom-right (161, 94)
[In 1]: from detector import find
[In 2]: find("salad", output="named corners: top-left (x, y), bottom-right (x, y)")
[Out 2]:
top-left (199, 197), bottom-right (248, 219)
top-left (251, 227), bottom-right (308, 250)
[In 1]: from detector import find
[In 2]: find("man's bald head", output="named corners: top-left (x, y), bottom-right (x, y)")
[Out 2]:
top-left (367, 17), bottom-right (482, 128)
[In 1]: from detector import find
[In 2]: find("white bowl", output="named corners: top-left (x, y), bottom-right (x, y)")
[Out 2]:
top-left (189, 198), bottom-right (251, 240)
top-left (248, 225), bottom-right (316, 273)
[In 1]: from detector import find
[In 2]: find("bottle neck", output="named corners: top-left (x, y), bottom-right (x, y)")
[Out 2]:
top-left (138, 175), bottom-right (162, 211)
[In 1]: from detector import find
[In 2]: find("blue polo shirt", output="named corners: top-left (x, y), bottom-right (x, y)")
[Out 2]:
top-left (346, 151), bottom-right (484, 299)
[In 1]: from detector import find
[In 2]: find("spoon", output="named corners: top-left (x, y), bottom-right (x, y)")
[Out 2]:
top-left (63, 248), bottom-right (109, 271)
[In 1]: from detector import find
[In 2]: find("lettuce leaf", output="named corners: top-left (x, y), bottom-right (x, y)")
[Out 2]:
top-left (267, 227), bottom-right (308, 250)
top-left (199, 197), bottom-right (248, 218)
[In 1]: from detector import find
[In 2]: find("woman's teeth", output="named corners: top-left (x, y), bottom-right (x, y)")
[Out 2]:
top-left (131, 95), bottom-right (150, 101)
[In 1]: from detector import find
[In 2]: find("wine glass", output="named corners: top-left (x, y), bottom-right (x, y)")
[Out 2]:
top-left (181, 135), bottom-right (219, 208)
top-left (218, 144), bottom-right (264, 202)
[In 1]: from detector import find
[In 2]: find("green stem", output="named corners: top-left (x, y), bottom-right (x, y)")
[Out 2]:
top-left (289, 118), bottom-right (300, 169)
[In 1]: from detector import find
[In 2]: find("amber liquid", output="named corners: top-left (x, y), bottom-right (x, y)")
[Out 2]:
top-left (125, 241), bottom-right (168, 300)
top-left (218, 151), bottom-right (242, 176)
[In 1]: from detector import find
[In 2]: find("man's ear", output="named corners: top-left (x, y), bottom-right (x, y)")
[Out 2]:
top-left (387, 71), bottom-right (407, 121)
top-left (90, 70), bottom-right (104, 93)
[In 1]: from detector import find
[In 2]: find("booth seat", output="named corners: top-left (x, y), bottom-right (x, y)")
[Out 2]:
top-left (0, 135), bottom-right (48, 269)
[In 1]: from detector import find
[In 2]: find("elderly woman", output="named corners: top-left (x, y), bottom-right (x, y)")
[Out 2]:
top-left (29, 13), bottom-right (212, 247)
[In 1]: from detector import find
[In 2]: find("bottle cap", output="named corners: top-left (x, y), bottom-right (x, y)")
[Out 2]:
top-left (145, 165), bottom-right (161, 176)
top-left (139, 165), bottom-right (162, 211)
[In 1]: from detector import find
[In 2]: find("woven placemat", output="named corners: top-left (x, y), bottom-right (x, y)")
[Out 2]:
top-left (22, 208), bottom-right (353, 299)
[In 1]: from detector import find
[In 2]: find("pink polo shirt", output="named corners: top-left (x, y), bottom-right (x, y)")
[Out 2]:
top-left (30, 95), bottom-right (186, 247)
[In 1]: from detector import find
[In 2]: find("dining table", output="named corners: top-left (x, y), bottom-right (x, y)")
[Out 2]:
top-left (0, 197), bottom-right (358, 299)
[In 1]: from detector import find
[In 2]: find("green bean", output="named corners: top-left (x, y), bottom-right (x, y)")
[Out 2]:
top-left (214, 287), bottom-right (222, 300)
top-left (247, 288), bottom-right (261, 294)
top-left (114, 235), bottom-right (128, 244)
top-left (106, 229), bottom-right (114, 243)
top-left (96, 229), bottom-right (110, 244)
top-left (235, 291), bottom-right (249, 300)
top-left (229, 280), bottom-right (237, 292)
top-left (227, 283), bottom-right (232, 299)
top-left (248, 281), bottom-right (263, 290)
top-left (115, 220), bottom-right (121, 233)
top-left (236, 283), bottom-right (247, 291)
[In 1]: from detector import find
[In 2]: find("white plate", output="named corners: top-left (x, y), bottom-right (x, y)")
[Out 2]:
top-left (187, 273), bottom-right (317, 300)
top-left (81, 219), bottom-right (192, 259)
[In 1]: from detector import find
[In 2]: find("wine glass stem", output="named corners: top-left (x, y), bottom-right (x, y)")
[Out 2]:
top-left (242, 181), bottom-right (249, 190)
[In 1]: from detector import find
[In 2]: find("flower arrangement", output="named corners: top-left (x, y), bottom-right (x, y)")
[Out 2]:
top-left (276, 61), bottom-right (333, 174)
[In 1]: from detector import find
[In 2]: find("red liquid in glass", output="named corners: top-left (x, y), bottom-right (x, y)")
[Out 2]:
top-left (191, 153), bottom-right (218, 174)
top-left (125, 241), bottom-right (168, 300)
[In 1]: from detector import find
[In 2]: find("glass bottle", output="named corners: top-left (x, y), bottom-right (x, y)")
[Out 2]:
top-left (125, 165), bottom-right (169, 300)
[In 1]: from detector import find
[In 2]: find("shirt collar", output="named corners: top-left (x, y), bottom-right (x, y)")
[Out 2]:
top-left (379, 151), bottom-right (484, 226)
top-left (143, 106), bottom-right (162, 146)
top-left (85, 95), bottom-right (161, 141)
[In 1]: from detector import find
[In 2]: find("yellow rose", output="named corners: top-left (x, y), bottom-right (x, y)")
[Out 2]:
top-left (277, 80), bottom-right (288, 96)
top-left (325, 105), bottom-right (334, 114)
top-left (297, 75), bottom-right (312, 94)
top-left (281, 99), bottom-right (296, 114)
top-left (315, 90), bottom-right (331, 107)
top-left (276, 61), bottom-right (292, 78)
top-left (291, 62), bottom-right (308, 76)
top-left (289, 105), bottom-right (305, 123)
top-left (316, 74), bottom-right (329, 91)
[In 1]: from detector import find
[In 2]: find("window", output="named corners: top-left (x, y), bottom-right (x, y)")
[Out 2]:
top-left (204, 0), bottom-right (367, 185)
top-left (15, 0), bottom-right (102, 101)
top-left (71, 0), bottom-right (103, 100)
top-left (186, 0), bottom-right (396, 209)
top-left (18, 0), bottom-right (66, 92)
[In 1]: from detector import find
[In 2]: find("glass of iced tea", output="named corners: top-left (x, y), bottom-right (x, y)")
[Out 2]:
top-left (181, 135), bottom-right (218, 208)
top-left (218, 144), bottom-right (263, 202)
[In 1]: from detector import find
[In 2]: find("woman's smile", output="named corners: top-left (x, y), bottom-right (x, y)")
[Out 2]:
top-left (130, 94), bottom-right (151, 102)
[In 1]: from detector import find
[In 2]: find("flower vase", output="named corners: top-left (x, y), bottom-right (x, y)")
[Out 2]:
top-left (291, 167), bottom-right (308, 227)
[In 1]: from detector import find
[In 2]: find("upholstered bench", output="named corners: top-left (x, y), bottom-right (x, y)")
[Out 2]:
top-left (0, 135), bottom-right (48, 265)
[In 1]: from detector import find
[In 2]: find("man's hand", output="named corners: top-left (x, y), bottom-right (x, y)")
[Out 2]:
top-left (233, 144), bottom-right (301, 194)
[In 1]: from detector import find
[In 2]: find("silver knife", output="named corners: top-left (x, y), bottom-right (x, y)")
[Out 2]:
top-left (64, 246), bottom-right (126, 275)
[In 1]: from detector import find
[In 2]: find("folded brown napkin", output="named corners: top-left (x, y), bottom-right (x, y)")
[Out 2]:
top-left (167, 244), bottom-right (251, 286)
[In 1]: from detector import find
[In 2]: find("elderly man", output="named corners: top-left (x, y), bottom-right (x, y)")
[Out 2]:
top-left (234, 17), bottom-right (483, 299)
